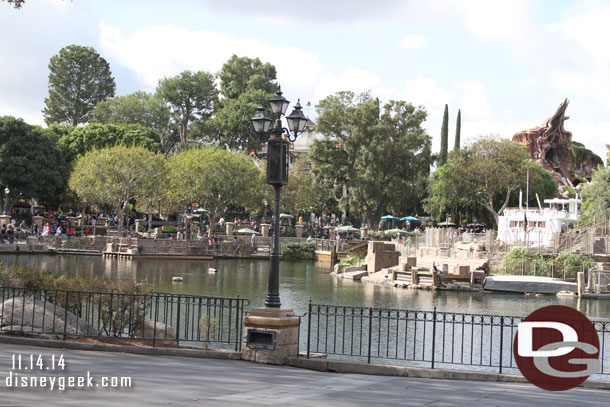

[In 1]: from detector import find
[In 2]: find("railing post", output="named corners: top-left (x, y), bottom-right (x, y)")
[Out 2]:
top-left (367, 307), bottom-right (373, 364)
top-left (431, 307), bottom-right (437, 369)
top-left (176, 295), bottom-right (181, 346)
top-left (307, 300), bottom-right (312, 359)
top-left (499, 316), bottom-right (504, 374)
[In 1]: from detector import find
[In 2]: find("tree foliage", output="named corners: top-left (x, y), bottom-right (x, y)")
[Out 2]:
top-left (0, 116), bottom-right (66, 207)
top-left (426, 136), bottom-right (557, 227)
top-left (165, 147), bottom-right (263, 235)
top-left (311, 91), bottom-right (431, 230)
top-left (43, 45), bottom-right (116, 127)
top-left (90, 91), bottom-right (175, 154)
top-left (56, 123), bottom-right (160, 164)
top-left (157, 70), bottom-right (217, 144)
top-left (69, 145), bottom-right (165, 231)
top-left (204, 88), bottom-right (270, 152)
top-left (579, 165), bottom-right (610, 226)
top-left (218, 55), bottom-right (277, 100)
top-left (3, 0), bottom-right (25, 8)
top-left (283, 155), bottom-right (329, 216)
top-left (439, 104), bottom-right (449, 165)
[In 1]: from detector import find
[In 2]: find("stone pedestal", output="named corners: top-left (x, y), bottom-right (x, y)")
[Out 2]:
top-left (260, 223), bottom-right (270, 237)
top-left (329, 227), bottom-right (336, 241)
top-left (33, 216), bottom-right (44, 228)
top-left (0, 215), bottom-right (10, 225)
top-left (360, 227), bottom-right (368, 239)
top-left (135, 219), bottom-right (143, 233)
top-left (225, 222), bottom-right (234, 236)
top-left (242, 307), bottom-right (301, 365)
top-left (295, 224), bottom-right (304, 238)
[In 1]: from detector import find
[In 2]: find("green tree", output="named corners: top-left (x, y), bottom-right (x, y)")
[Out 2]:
top-left (0, 116), bottom-right (66, 207)
top-left (439, 104), bottom-right (449, 165)
top-left (69, 145), bottom-right (165, 233)
top-left (43, 45), bottom-right (116, 126)
top-left (311, 91), bottom-right (431, 230)
top-left (426, 136), bottom-right (557, 227)
top-left (56, 123), bottom-right (160, 164)
top-left (283, 155), bottom-right (328, 216)
top-left (218, 55), bottom-right (277, 100)
top-left (90, 91), bottom-right (175, 154)
top-left (204, 88), bottom-right (270, 152)
top-left (3, 0), bottom-right (25, 8)
top-left (157, 70), bottom-right (217, 144)
top-left (454, 109), bottom-right (461, 151)
top-left (165, 147), bottom-right (263, 236)
top-left (579, 165), bottom-right (610, 226)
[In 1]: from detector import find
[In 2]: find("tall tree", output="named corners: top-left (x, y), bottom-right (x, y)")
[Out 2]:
top-left (579, 166), bottom-right (610, 226)
top-left (218, 55), bottom-right (277, 100)
top-left (165, 147), bottom-right (263, 236)
top-left (454, 109), bottom-right (461, 151)
top-left (69, 145), bottom-right (165, 233)
top-left (43, 45), bottom-right (116, 126)
top-left (439, 104), bottom-right (449, 165)
top-left (311, 91), bottom-right (431, 230)
top-left (90, 91), bottom-right (175, 154)
top-left (3, 0), bottom-right (25, 8)
top-left (203, 88), bottom-right (270, 152)
top-left (157, 71), bottom-right (217, 144)
top-left (0, 116), bottom-right (66, 207)
top-left (426, 136), bottom-right (557, 227)
top-left (56, 123), bottom-right (160, 164)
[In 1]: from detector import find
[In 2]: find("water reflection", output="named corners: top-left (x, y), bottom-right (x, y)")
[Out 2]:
top-left (1, 254), bottom-right (609, 319)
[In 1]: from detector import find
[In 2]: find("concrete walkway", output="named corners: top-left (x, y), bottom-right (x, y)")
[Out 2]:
top-left (0, 343), bottom-right (608, 406)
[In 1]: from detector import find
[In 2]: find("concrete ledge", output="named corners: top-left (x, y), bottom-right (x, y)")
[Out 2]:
top-left (0, 334), bottom-right (241, 360)
top-left (286, 357), bottom-right (610, 390)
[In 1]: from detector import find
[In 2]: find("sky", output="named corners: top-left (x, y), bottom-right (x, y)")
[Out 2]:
top-left (1, 0), bottom-right (610, 162)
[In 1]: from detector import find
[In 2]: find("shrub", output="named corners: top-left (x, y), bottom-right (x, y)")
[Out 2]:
top-left (343, 256), bottom-right (365, 266)
top-left (281, 242), bottom-right (316, 260)
top-left (555, 252), bottom-right (595, 279)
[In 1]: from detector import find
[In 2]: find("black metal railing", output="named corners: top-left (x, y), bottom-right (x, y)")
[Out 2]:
top-left (0, 287), bottom-right (249, 350)
top-left (305, 302), bottom-right (610, 376)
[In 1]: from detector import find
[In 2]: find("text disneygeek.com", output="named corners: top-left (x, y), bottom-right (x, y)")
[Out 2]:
top-left (3, 354), bottom-right (132, 391)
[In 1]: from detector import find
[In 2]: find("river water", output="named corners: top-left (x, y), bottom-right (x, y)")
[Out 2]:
top-left (1, 254), bottom-right (609, 319)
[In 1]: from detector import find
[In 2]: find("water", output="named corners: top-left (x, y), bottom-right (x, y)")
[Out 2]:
top-left (1, 253), bottom-right (609, 319)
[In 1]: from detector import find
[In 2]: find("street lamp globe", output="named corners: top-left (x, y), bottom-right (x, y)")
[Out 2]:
top-left (251, 106), bottom-right (272, 134)
top-left (285, 100), bottom-right (308, 134)
top-left (268, 87), bottom-right (290, 116)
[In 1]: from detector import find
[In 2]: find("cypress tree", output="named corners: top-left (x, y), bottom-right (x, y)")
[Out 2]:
top-left (454, 109), bottom-right (461, 151)
top-left (439, 104), bottom-right (449, 165)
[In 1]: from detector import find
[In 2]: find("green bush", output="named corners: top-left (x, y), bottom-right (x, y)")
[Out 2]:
top-left (281, 242), bottom-right (316, 260)
top-left (343, 256), bottom-right (365, 266)
top-left (555, 252), bottom-right (594, 279)
top-left (162, 226), bottom-right (178, 234)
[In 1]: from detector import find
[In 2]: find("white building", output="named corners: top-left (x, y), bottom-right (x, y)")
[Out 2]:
top-left (496, 197), bottom-right (581, 246)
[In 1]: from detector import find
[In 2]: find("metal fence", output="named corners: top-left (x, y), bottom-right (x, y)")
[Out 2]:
top-left (304, 303), bottom-right (610, 376)
top-left (0, 287), bottom-right (249, 350)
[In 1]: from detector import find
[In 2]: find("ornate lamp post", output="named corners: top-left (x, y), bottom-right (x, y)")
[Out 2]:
top-left (251, 87), bottom-right (308, 308)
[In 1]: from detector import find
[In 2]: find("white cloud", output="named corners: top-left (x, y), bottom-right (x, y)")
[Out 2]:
top-left (313, 68), bottom-right (383, 102)
top-left (99, 23), bottom-right (323, 101)
top-left (397, 34), bottom-right (427, 49)
top-left (454, 79), bottom-right (492, 120)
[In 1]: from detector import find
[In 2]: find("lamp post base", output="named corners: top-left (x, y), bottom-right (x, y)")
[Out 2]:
top-left (242, 307), bottom-right (301, 365)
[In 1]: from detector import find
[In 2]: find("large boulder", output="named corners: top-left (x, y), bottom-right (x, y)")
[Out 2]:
top-left (0, 297), bottom-right (97, 336)
top-left (133, 319), bottom-right (177, 342)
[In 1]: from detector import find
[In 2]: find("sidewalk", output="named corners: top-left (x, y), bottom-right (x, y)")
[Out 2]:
top-left (0, 342), bottom-right (608, 406)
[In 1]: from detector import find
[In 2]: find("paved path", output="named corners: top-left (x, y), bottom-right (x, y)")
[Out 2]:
top-left (0, 343), bottom-right (608, 406)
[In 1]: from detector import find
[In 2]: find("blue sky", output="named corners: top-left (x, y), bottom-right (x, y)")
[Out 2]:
top-left (1, 0), bottom-right (609, 162)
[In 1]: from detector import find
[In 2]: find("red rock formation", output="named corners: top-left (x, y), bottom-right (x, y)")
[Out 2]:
top-left (513, 99), bottom-right (575, 186)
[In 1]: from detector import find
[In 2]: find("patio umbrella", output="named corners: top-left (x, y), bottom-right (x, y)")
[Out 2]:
top-left (399, 216), bottom-right (420, 222)
top-left (380, 215), bottom-right (397, 220)
top-left (384, 228), bottom-right (409, 236)
top-left (437, 220), bottom-right (456, 227)
top-left (237, 228), bottom-right (260, 234)
top-left (279, 213), bottom-right (294, 219)
top-left (336, 225), bottom-right (359, 233)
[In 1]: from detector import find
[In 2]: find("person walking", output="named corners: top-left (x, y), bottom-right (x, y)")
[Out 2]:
top-left (251, 234), bottom-right (257, 253)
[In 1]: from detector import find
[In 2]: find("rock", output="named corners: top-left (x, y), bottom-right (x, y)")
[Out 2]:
top-left (0, 297), bottom-right (97, 336)
top-left (133, 319), bottom-right (177, 342)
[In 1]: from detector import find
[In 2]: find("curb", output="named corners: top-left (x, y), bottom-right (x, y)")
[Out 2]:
top-left (285, 357), bottom-right (610, 390)
top-left (0, 335), bottom-right (241, 360)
